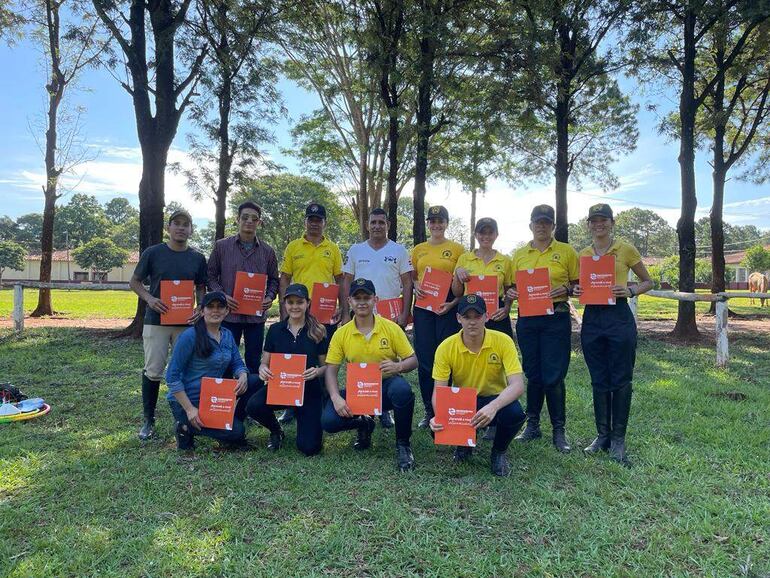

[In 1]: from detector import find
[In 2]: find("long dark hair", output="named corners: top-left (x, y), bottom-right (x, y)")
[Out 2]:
top-left (193, 317), bottom-right (214, 358)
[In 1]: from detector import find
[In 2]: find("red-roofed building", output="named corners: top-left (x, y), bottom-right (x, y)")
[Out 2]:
top-left (4, 250), bottom-right (140, 284)
top-left (724, 244), bottom-right (770, 289)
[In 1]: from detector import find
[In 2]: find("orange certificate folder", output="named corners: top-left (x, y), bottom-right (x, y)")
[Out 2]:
top-left (267, 353), bottom-right (307, 407)
top-left (434, 385), bottom-right (477, 447)
top-left (198, 377), bottom-right (238, 430)
top-left (516, 268), bottom-right (554, 317)
top-left (346, 362), bottom-right (382, 416)
top-left (415, 267), bottom-right (453, 312)
top-left (160, 279), bottom-right (195, 325)
top-left (375, 298), bottom-right (402, 322)
top-left (233, 271), bottom-right (267, 316)
top-left (579, 255), bottom-right (617, 305)
top-left (310, 282), bottom-right (338, 324)
top-left (466, 275), bottom-right (499, 314)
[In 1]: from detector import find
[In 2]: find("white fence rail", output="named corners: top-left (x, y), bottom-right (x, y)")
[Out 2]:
top-left (7, 282), bottom-right (133, 336)
top-left (631, 289), bottom-right (770, 368)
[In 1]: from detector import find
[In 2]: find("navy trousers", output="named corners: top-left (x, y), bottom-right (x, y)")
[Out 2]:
top-left (580, 300), bottom-right (637, 392)
top-left (321, 375), bottom-right (414, 443)
top-left (412, 302), bottom-right (461, 411)
top-left (477, 395), bottom-right (526, 452)
top-left (222, 321), bottom-right (265, 374)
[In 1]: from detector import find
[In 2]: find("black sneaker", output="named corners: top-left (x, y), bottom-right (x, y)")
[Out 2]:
top-left (379, 411), bottom-right (394, 429)
top-left (354, 416), bottom-right (376, 450)
top-left (514, 421), bottom-right (541, 442)
top-left (453, 446), bottom-right (473, 462)
top-left (417, 410), bottom-right (434, 429)
top-left (396, 441), bottom-right (415, 471)
top-left (490, 449), bottom-right (511, 477)
top-left (278, 408), bottom-right (295, 425)
top-left (138, 417), bottom-right (156, 440)
top-left (175, 421), bottom-right (194, 450)
top-left (267, 429), bottom-right (285, 452)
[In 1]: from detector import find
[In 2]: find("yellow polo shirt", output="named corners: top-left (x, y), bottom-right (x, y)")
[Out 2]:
top-left (432, 329), bottom-right (522, 397)
top-left (411, 240), bottom-right (465, 283)
top-left (326, 315), bottom-right (414, 376)
top-left (455, 251), bottom-right (513, 298)
top-left (512, 240), bottom-right (579, 303)
top-left (281, 236), bottom-right (343, 297)
top-left (578, 240), bottom-right (642, 285)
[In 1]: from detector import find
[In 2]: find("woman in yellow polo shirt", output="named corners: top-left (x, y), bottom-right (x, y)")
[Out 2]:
top-left (452, 217), bottom-right (514, 339)
top-left (411, 205), bottom-right (465, 428)
top-left (574, 203), bottom-right (653, 466)
top-left (509, 205), bottom-right (578, 453)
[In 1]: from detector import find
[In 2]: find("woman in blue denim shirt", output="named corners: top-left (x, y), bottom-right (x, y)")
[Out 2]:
top-left (166, 291), bottom-right (250, 449)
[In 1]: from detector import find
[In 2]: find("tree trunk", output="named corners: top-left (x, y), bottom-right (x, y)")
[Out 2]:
top-left (358, 149), bottom-right (369, 238)
top-left (214, 1), bottom-right (232, 241)
top-left (469, 186), bottom-right (477, 251)
top-left (709, 39), bottom-right (727, 314)
top-left (412, 3), bottom-right (436, 246)
top-left (386, 113), bottom-right (399, 241)
top-left (554, 24), bottom-right (572, 244)
top-left (672, 8), bottom-right (700, 339)
top-left (32, 0), bottom-right (64, 317)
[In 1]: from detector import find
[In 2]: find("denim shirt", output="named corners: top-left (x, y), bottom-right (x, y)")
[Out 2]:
top-left (166, 326), bottom-right (248, 405)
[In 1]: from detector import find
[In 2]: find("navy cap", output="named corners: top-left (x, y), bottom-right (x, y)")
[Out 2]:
top-left (426, 205), bottom-right (449, 221)
top-left (349, 278), bottom-right (376, 296)
top-left (168, 208), bottom-right (192, 224)
top-left (587, 203), bottom-right (613, 220)
top-left (457, 293), bottom-right (487, 315)
top-left (474, 217), bottom-right (498, 234)
top-left (201, 291), bottom-right (228, 308)
top-left (284, 283), bottom-right (309, 300)
top-left (530, 205), bottom-right (555, 223)
top-left (305, 203), bottom-right (327, 219)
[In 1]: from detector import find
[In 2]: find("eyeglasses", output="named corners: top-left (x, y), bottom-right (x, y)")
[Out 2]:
top-left (239, 214), bottom-right (260, 223)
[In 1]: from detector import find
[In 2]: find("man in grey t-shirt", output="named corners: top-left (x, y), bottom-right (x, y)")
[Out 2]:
top-left (129, 209), bottom-right (208, 440)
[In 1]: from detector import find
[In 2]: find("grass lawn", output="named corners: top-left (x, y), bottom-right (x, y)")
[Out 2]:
top-left (1, 326), bottom-right (768, 576)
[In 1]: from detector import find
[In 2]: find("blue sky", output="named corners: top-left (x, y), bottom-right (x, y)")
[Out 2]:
top-left (1, 34), bottom-right (769, 252)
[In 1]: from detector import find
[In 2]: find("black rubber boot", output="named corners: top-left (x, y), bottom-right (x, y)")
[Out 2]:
top-left (139, 373), bottom-right (160, 440)
top-left (354, 416), bottom-right (375, 450)
top-left (396, 440), bottom-right (415, 471)
top-left (379, 410), bottom-right (394, 429)
top-left (584, 388), bottom-right (612, 454)
top-left (490, 449), bottom-right (511, 477)
top-left (515, 381), bottom-right (544, 442)
top-left (267, 428), bottom-right (285, 452)
top-left (175, 421), bottom-right (194, 450)
top-left (609, 383), bottom-right (632, 466)
top-left (417, 407), bottom-right (434, 429)
top-left (546, 381), bottom-right (571, 453)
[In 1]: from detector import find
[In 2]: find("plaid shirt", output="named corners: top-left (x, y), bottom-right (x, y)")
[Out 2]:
top-left (207, 235), bottom-right (279, 324)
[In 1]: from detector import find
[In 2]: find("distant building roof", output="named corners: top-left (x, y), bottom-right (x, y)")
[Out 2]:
top-left (724, 244), bottom-right (770, 266)
top-left (27, 250), bottom-right (140, 264)
top-left (641, 256), bottom-right (665, 266)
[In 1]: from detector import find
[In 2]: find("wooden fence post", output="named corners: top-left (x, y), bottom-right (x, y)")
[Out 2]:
top-left (13, 284), bottom-right (24, 337)
top-left (715, 299), bottom-right (729, 368)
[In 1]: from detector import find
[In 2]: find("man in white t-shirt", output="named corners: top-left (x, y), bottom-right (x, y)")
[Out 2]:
top-left (341, 208), bottom-right (413, 327)
top-left (341, 208), bottom-right (413, 429)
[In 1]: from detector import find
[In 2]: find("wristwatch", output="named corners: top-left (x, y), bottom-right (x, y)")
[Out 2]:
top-left (628, 286), bottom-right (636, 297)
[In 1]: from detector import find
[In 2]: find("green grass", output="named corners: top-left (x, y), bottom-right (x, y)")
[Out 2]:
top-left (1, 327), bottom-right (769, 576)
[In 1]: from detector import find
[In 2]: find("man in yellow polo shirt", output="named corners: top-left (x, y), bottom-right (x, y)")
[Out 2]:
top-left (430, 294), bottom-right (526, 476)
top-left (321, 278), bottom-right (419, 471)
top-left (279, 202), bottom-right (344, 424)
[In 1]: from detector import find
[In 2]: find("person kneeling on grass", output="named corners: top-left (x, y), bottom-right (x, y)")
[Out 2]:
top-left (321, 278), bottom-right (418, 471)
top-left (429, 294), bottom-right (526, 477)
top-left (245, 283), bottom-right (329, 456)
top-left (166, 291), bottom-right (251, 450)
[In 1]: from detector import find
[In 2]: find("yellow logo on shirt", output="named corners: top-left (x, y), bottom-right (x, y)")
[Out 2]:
top-left (488, 353), bottom-right (501, 365)
top-left (552, 253), bottom-right (561, 262)
top-left (323, 250), bottom-right (331, 258)
top-left (379, 338), bottom-right (389, 349)
top-left (441, 250), bottom-right (452, 259)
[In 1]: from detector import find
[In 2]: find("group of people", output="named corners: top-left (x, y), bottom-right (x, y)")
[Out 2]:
top-left (131, 199), bottom-right (651, 476)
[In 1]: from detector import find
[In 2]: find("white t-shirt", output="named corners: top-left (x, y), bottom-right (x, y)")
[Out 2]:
top-left (343, 240), bottom-right (413, 299)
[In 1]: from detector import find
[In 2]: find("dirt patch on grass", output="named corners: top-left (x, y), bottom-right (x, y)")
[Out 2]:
top-left (638, 315), bottom-right (770, 346)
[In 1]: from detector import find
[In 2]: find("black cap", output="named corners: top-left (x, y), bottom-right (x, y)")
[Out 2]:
top-left (349, 278), bottom-right (376, 296)
top-left (457, 293), bottom-right (487, 315)
top-left (284, 283), bottom-right (309, 300)
top-left (474, 217), bottom-right (498, 234)
top-left (530, 205), bottom-right (555, 223)
top-left (426, 205), bottom-right (449, 221)
top-left (587, 203), bottom-right (613, 220)
top-left (305, 203), bottom-right (327, 219)
top-left (201, 291), bottom-right (228, 308)
top-left (168, 208), bottom-right (192, 224)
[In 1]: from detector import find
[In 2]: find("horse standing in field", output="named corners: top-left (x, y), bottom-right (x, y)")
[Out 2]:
top-left (748, 272), bottom-right (769, 307)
